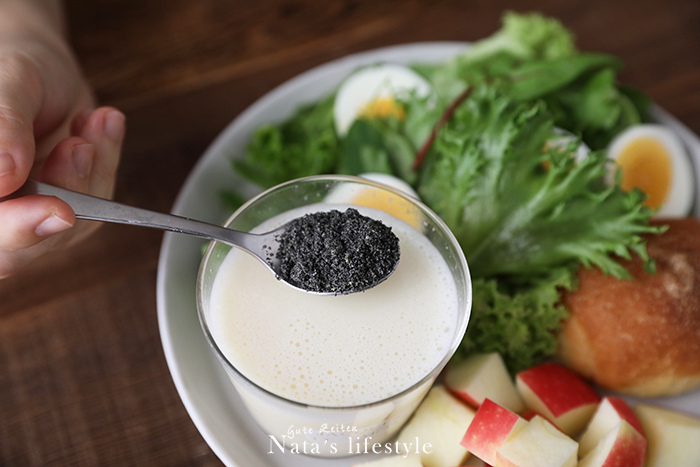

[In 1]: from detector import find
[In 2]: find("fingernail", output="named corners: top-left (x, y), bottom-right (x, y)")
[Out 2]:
top-left (0, 152), bottom-right (16, 177)
top-left (73, 143), bottom-right (94, 179)
top-left (36, 214), bottom-right (73, 237)
top-left (104, 110), bottom-right (125, 141)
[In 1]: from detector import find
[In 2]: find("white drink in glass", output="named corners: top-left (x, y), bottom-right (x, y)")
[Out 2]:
top-left (197, 176), bottom-right (470, 458)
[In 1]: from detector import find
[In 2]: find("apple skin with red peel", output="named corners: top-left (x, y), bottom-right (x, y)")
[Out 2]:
top-left (444, 352), bottom-right (525, 413)
top-left (515, 362), bottom-right (600, 436)
top-left (460, 399), bottom-right (528, 465)
top-left (578, 396), bottom-right (645, 457)
top-left (578, 419), bottom-right (646, 467)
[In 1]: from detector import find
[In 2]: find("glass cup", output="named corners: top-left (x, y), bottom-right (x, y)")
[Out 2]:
top-left (197, 175), bottom-right (472, 458)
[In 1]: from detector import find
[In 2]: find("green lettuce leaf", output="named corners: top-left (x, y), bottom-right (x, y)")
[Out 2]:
top-left (336, 92), bottom-right (443, 183)
top-left (417, 11), bottom-right (576, 101)
top-left (458, 268), bottom-right (574, 372)
top-left (415, 12), bottom-right (648, 150)
top-left (541, 68), bottom-right (651, 149)
top-left (418, 84), bottom-right (661, 282)
top-left (458, 11), bottom-right (576, 64)
top-left (232, 95), bottom-right (338, 189)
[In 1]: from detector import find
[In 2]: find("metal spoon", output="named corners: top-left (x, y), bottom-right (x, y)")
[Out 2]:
top-left (3, 180), bottom-right (397, 295)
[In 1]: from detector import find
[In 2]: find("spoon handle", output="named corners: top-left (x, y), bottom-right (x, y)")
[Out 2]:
top-left (5, 180), bottom-right (252, 247)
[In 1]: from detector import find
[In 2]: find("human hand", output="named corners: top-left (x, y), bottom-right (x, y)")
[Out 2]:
top-left (0, 1), bottom-right (125, 278)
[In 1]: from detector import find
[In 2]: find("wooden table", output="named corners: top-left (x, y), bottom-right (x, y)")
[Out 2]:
top-left (2, 0), bottom-right (699, 465)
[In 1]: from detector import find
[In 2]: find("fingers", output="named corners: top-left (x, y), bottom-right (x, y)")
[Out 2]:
top-left (37, 106), bottom-right (125, 243)
top-left (74, 106), bottom-right (125, 199)
top-left (0, 194), bottom-right (75, 278)
top-left (0, 106), bottom-right (125, 276)
top-left (0, 52), bottom-right (43, 196)
top-left (0, 195), bottom-right (74, 250)
top-left (39, 136), bottom-right (95, 193)
top-left (37, 136), bottom-right (97, 246)
top-left (0, 137), bottom-right (82, 276)
top-left (40, 106), bottom-right (125, 200)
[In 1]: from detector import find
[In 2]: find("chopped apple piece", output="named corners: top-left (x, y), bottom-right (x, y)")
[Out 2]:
top-left (352, 454), bottom-right (423, 467)
top-left (461, 456), bottom-right (491, 467)
top-left (578, 396), bottom-right (644, 457)
top-left (635, 403), bottom-right (700, 467)
top-left (444, 352), bottom-right (525, 413)
top-left (460, 399), bottom-right (528, 465)
top-left (496, 415), bottom-right (578, 467)
top-left (578, 419), bottom-right (645, 467)
top-left (515, 362), bottom-right (599, 436)
top-left (396, 385), bottom-right (475, 467)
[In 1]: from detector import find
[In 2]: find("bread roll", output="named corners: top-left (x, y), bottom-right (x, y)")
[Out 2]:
top-left (557, 217), bottom-right (700, 397)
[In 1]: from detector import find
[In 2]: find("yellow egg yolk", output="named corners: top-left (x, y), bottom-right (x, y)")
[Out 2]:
top-left (351, 189), bottom-right (421, 229)
top-left (616, 136), bottom-right (672, 209)
top-left (359, 97), bottom-right (405, 122)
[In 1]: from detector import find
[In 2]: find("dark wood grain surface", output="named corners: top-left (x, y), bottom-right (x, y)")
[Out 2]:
top-left (2, 0), bottom-right (699, 465)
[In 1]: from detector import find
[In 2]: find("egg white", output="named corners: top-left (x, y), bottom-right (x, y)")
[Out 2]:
top-left (548, 128), bottom-right (590, 164)
top-left (607, 124), bottom-right (694, 218)
top-left (333, 64), bottom-right (432, 137)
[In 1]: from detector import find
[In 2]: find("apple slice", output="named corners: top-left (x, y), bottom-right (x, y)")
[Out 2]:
top-left (352, 454), bottom-right (423, 467)
top-left (578, 396), bottom-right (644, 457)
top-left (396, 385), bottom-right (475, 467)
top-left (634, 403), bottom-right (700, 466)
top-left (444, 352), bottom-right (525, 413)
top-left (461, 456), bottom-right (491, 467)
top-left (460, 399), bottom-right (528, 465)
top-left (578, 419), bottom-right (645, 467)
top-left (515, 362), bottom-right (600, 436)
top-left (496, 415), bottom-right (578, 467)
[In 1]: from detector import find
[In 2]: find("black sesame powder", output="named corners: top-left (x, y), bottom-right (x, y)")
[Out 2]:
top-left (275, 208), bottom-right (400, 294)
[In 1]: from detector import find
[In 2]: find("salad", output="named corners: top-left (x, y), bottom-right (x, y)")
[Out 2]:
top-left (226, 12), bottom-right (666, 372)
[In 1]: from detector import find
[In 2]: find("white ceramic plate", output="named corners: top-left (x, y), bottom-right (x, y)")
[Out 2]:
top-left (156, 42), bottom-right (700, 467)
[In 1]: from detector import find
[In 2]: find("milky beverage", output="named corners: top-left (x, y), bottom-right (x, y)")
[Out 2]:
top-left (206, 203), bottom-right (462, 453)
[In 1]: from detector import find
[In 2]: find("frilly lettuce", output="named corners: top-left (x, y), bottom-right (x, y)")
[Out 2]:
top-left (418, 84), bottom-right (659, 281)
top-left (416, 11), bottom-right (575, 101)
top-left (469, 11), bottom-right (576, 61)
top-left (456, 270), bottom-right (574, 372)
top-left (233, 95), bottom-right (338, 189)
top-left (418, 12), bottom-right (649, 149)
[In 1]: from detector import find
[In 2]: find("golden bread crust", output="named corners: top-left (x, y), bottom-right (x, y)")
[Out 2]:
top-left (557, 217), bottom-right (700, 397)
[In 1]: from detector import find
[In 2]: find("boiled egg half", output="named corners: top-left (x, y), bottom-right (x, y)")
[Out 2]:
top-left (333, 63), bottom-right (432, 137)
top-left (607, 124), bottom-right (694, 217)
